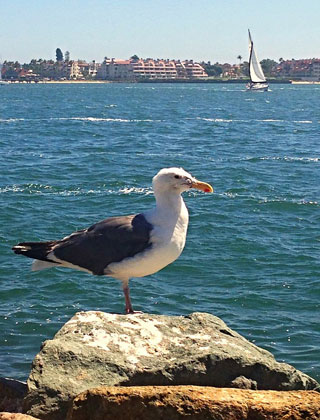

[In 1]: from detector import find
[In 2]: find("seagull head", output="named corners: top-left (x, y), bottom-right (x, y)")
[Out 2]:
top-left (152, 167), bottom-right (213, 195)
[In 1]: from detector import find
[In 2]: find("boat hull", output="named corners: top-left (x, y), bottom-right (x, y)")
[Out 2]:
top-left (246, 82), bottom-right (269, 92)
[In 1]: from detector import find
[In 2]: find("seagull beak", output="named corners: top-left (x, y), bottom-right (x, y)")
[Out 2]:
top-left (191, 179), bottom-right (214, 193)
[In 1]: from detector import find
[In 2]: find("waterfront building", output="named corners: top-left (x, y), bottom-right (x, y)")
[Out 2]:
top-left (275, 58), bottom-right (320, 81)
top-left (98, 57), bottom-right (207, 80)
top-left (69, 61), bottom-right (81, 79)
top-left (75, 60), bottom-right (100, 79)
top-left (132, 58), bottom-right (177, 79)
top-left (311, 60), bottom-right (320, 81)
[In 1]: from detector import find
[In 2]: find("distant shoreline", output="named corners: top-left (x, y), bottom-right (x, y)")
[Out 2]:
top-left (5, 78), bottom-right (319, 85)
top-left (37, 80), bottom-right (112, 84)
top-left (5, 79), bottom-right (295, 84)
top-left (290, 80), bottom-right (320, 85)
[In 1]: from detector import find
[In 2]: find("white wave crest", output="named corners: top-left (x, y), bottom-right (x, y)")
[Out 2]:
top-left (66, 117), bottom-right (158, 123)
top-left (258, 156), bottom-right (318, 162)
top-left (119, 187), bottom-right (153, 195)
top-left (1, 184), bottom-right (153, 196)
top-left (259, 119), bottom-right (284, 122)
top-left (198, 117), bottom-right (234, 123)
top-left (0, 118), bottom-right (25, 123)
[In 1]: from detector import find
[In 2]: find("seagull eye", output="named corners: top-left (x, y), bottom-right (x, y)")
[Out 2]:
top-left (174, 175), bottom-right (181, 179)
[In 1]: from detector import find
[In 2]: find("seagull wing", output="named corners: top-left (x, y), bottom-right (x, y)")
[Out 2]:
top-left (51, 213), bottom-right (153, 275)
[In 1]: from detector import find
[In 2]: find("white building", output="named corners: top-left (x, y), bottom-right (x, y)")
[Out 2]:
top-left (312, 61), bottom-right (320, 81)
top-left (98, 57), bottom-right (207, 80)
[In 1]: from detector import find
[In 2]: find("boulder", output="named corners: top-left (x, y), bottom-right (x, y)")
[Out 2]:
top-left (0, 378), bottom-right (27, 413)
top-left (67, 385), bottom-right (320, 420)
top-left (23, 311), bottom-right (319, 420)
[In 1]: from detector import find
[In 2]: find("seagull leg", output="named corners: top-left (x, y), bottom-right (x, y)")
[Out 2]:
top-left (123, 283), bottom-right (134, 314)
top-left (122, 280), bottom-right (142, 315)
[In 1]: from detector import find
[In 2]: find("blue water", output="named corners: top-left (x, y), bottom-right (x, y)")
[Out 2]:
top-left (0, 83), bottom-right (319, 383)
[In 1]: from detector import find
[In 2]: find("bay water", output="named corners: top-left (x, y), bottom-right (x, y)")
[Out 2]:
top-left (0, 82), bottom-right (319, 382)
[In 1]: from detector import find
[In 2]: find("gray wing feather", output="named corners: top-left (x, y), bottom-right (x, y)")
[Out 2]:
top-left (53, 213), bottom-right (152, 275)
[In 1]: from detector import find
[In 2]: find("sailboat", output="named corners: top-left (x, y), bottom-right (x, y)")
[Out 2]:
top-left (246, 30), bottom-right (268, 91)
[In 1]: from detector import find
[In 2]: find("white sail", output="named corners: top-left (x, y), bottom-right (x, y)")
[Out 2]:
top-left (248, 30), bottom-right (266, 83)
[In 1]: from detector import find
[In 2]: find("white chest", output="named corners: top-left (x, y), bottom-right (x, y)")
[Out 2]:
top-left (106, 198), bottom-right (189, 280)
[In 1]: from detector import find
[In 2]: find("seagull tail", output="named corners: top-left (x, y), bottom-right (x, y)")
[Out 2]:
top-left (12, 241), bottom-right (59, 265)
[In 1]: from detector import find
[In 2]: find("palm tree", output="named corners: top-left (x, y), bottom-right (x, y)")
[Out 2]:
top-left (237, 55), bottom-right (242, 64)
top-left (56, 48), bottom-right (64, 62)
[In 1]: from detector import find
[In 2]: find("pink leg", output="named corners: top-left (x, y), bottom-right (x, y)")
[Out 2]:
top-left (123, 283), bottom-right (134, 314)
top-left (122, 282), bottom-right (142, 314)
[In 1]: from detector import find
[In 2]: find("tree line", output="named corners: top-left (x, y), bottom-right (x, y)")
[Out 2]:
top-left (202, 58), bottom-right (278, 78)
top-left (1, 47), bottom-right (317, 81)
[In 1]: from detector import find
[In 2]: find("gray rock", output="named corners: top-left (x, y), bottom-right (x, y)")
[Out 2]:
top-left (23, 311), bottom-right (319, 420)
top-left (0, 378), bottom-right (27, 413)
top-left (230, 375), bottom-right (258, 390)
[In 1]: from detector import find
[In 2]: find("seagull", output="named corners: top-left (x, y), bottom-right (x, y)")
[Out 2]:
top-left (12, 167), bottom-right (213, 314)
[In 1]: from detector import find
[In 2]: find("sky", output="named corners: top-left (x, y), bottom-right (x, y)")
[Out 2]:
top-left (1, 0), bottom-right (320, 64)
